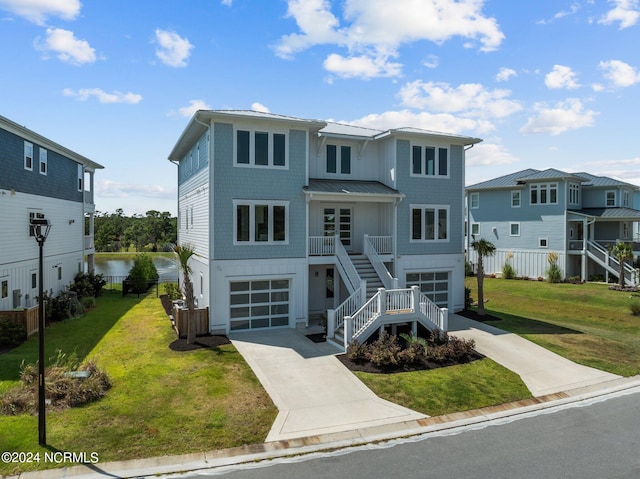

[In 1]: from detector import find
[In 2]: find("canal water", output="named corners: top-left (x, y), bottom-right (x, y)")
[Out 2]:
top-left (90, 256), bottom-right (179, 282)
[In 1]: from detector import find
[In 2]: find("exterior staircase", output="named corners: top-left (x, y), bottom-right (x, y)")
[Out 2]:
top-left (349, 254), bottom-right (384, 299)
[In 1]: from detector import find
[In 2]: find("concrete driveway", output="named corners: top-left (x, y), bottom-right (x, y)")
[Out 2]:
top-left (230, 329), bottom-right (426, 442)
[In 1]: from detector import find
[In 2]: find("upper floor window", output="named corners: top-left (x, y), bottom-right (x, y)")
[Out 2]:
top-left (410, 204), bottom-right (449, 242)
top-left (24, 142), bottom-right (33, 171)
top-left (326, 144), bottom-right (351, 174)
top-left (411, 145), bottom-right (448, 177)
top-left (569, 183), bottom-right (579, 205)
top-left (469, 193), bottom-right (479, 209)
top-left (530, 183), bottom-right (558, 205)
top-left (623, 190), bottom-right (630, 208)
top-left (77, 164), bottom-right (83, 191)
top-left (605, 190), bottom-right (616, 207)
top-left (236, 129), bottom-right (287, 168)
top-left (511, 190), bottom-right (521, 208)
top-left (234, 200), bottom-right (288, 244)
top-left (39, 148), bottom-right (48, 175)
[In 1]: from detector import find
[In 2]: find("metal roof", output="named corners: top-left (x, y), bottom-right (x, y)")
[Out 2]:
top-left (319, 122), bottom-right (383, 139)
top-left (572, 172), bottom-right (638, 189)
top-left (568, 207), bottom-right (640, 219)
top-left (304, 179), bottom-right (403, 199)
top-left (466, 168), bottom-right (540, 190)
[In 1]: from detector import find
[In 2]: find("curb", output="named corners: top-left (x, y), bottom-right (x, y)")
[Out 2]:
top-left (8, 375), bottom-right (640, 479)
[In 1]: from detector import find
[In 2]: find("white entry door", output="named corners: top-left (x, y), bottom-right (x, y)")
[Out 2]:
top-left (324, 206), bottom-right (352, 251)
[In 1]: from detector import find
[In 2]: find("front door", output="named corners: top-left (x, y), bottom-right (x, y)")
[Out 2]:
top-left (324, 206), bottom-right (353, 251)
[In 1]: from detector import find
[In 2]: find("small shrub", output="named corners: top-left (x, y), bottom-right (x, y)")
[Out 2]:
top-left (465, 260), bottom-right (473, 276)
top-left (163, 282), bottom-right (182, 301)
top-left (589, 273), bottom-right (605, 282)
top-left (81, 296), bottom-right (96, 310)
top-left (464, 287), bottom-right (473, 310)
top-left (346, 340), bottom-right (368, 362)
top-left (70, 272), bottom-right (107, 299)
top-left (546, 252), bottom-right (563, 283)
top-left (537, 276), bottom-right (544, 281)
top-left (368, 331), bottom-right (401, 367)
top-left (502, 252), bottom-right (516, 279)
top-left (398, 333), bottom-right (428, 364)
top-left (630, 301), bottom-right (640, 316)
top-left (126, 253), bottom-right (159, 294)
top-left (0, 316), bottom-right (26, 348)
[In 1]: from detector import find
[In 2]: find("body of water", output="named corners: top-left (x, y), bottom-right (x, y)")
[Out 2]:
top-left (89, 256), bottom-right (179, 282)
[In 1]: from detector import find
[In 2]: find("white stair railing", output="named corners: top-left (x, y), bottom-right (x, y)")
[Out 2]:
top-left (335, 234), bottom-right (362, 294)
top-left (364, 234), bottom-right (397, 290)
top-left (587, 241), bottom-right (638, 286)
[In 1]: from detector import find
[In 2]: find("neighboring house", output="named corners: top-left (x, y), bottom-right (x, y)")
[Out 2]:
top-left (466, 168), bottom-right (640, 284)
top-left (0, 115), bottom-right (103, 310)
top-left (168, 110), bottom-right (481, 348)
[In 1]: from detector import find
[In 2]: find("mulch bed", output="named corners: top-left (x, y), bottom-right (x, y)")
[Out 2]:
top-left (456, 308), bottom-right (502, 323)
top-left (337, 350), bottom-right (484, 374)
top-left (169, 335), bottom-right (230, 351)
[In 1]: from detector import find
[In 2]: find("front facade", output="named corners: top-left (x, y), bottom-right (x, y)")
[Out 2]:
top-left (0, 115), bottom-right (103, 310)
top-left (466, 168), bottom-right (640, 284)
top-left (169, 110), bottom-right (481, 344)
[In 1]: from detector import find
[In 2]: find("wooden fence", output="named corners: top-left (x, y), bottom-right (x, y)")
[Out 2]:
top-left (173, 306), bottom-right (209, 338)
top-left (0, 306), bottom-right (40, 338)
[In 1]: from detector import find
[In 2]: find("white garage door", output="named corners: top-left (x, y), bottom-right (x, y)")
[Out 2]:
top-left (229, 279), bottom-right (290, 331)
top-left (406, 272), bottom-right (449, 308)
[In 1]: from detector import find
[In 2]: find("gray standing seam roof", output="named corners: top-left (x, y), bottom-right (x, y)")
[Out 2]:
top-left (304, 179), bottom-right (402, 197)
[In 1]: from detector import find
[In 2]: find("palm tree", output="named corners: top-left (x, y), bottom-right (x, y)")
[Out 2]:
top-left (471, 238), bottom-right (496, 317)
top-left (174, 243), bottom-right (196, 344)
top-left (609, 242), bottom-right (634, 288)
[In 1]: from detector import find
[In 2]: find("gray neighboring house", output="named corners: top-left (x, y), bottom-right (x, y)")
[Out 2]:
top-left (466, 168), bottom-right (640, 284)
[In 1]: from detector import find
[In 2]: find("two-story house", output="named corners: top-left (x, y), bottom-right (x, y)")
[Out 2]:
top-left (0, 115), bottom-right (103, 310)
top-left (168, 110), bottom-right (481, 348)
top-left (466, 168), bottom-right (640, 284)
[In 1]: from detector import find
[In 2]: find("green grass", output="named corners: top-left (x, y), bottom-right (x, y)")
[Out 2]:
top-left (0, 289), bottom-right (276, 476)
top-left (355, 358), bottom-right (531, 417)
top-left (466, 277), bottom-right (640, 376)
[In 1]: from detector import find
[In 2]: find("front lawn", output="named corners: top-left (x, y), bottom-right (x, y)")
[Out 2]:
top-left (465, 278), bottom-right (640, 376)
top-left (0, 289), bottom-right (276, 476)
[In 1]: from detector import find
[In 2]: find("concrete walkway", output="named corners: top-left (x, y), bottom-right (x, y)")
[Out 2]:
top-left (230, 329), bottom-right (426, 442)
top-left (449, 313), bottom-right (621, 396)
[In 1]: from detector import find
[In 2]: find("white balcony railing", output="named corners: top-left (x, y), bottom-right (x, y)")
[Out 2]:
top-left (367, 236), bottom-right (393, 254)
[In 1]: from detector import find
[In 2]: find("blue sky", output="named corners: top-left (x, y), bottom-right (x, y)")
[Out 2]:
top-left (1, 0), bottom-right (639, 216)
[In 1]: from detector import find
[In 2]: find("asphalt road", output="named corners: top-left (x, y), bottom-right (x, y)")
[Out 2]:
top-left (178, 388), bottom-right (640, 479)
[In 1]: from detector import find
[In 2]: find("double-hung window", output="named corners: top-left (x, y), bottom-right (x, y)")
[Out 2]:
top-left (234, 200), bottom-right (288, 244)
top-left (24, 142), bottom-right (33, 171)
top-left (569, 183), bottom-right (580, 206)
top-left (410, 205), bottom-right (449, 242)
top-left (326, 144), bottom-right (351, 174)
top-left (469, 193), bottom-right (479, 209)
top-left (411, 145), bottom-right (448, 177)
top-left (39, 148), bottom-right (47, 175)
top-left (236, 129), bottom-right (287, 168)
top-left (511, 191), bottom-right (521, 208)
top-left (530, 183), bottom-right (558, 205)
top-left (605, 191), bottom-right (616, 207)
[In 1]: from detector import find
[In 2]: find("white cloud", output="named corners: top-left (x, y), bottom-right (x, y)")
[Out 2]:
top-left (35, 28), bottom-right (96, 65)
top-left (422, 54), bottom-right (439, 69)
top-left (599, 0), bottom-right (640, 29)
top-left (154, 29), bottom-right (193, 68)
top-left (275, 0), bottom-right (504, 78)
top-left (545, 64), bottom-right (580, 89)
top-left (520, 98), bottom-right (597, 136)
top-left (96, 179), bottom-right (173, 198)
top-left (465, 142), bottom-right (519, 168)
top-left (398, 81), bottom-right (523, 119)
top-left (496, 67), bottom-right (516, 82)
top-left (323, 52), bottom-right (402, 79)
top-left (178, 99), bottom-right (211, 117)
top-left (221, 0), bottom-right (233, 5)
top-left (537, 3), bottom-right (581, 24)
top-left (251, 102), bottom-right (270, 113)
top-left (0, 0), bottom-right (80, 25)
top-left (599, 59), bottom-right (640, 87)
top-left (63, 88), bottom-right (142, 104)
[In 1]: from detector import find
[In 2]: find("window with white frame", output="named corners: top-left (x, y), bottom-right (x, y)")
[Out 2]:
top-left (39, 148), bottom-right (47, 175)
top-left (235, 129), bottom-right (287, 168)
top-left (234, 200), bottom-right (288, 244)
top-left (469, 193), bottom-right (479, 209)
top-left (530, 183), bottom-right (558, 205)
top-left (326, 144), bottom-right (351, 174)
top-left (623, 190), bottom-right (630, 207)
top-left (77, 164), bottom-right (83, 191)
top-left (471, 223), bottom-right (480, 236)
top-left (411, 205), bottom-right (449, 242)
top-left (1, 278), bottom-right (8, 299)
top-left (509, 222), bottom-right (520, 236)
top-left (411, 145), bottom-right (448, 177)
top-left (623, 222), bottom-right (630, 239)
top-left (539, 238), bottom-right (548, 248)
top-left (24, 142), bottom-right (33, 171)
top-left (605, 190), bottom-right (616, 207)
top-left (569, 183), bottom-right (580, 205)
top-left (511, 190), bottom-right (521, 208)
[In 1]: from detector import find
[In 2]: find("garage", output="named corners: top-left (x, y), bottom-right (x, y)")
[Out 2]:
top-left (229, 279), bottom-right (290, 331)
top-left (406, 271), bottom-right (449, 309)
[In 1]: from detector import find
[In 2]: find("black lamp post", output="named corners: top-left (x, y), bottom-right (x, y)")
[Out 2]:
top-left (31, 217), bottom-right (51, 446)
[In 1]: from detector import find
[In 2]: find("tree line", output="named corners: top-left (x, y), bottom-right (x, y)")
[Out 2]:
top-left (92, 209), bottom-right (177, 252)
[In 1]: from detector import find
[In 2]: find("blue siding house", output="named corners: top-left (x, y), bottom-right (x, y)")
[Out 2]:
top-left (466, 168), bottom-right (640, 284)
top-left (0, 115), bottom-right (103, 311)
top-left (169, 110), bottom-right (481, 349)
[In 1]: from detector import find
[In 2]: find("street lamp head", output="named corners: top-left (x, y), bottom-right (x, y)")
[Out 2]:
top-left (30, 218), bottom-right (51, 243)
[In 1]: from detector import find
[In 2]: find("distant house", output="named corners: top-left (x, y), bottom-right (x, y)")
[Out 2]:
top-left (466, 168), bottom-right (640, 284)
top-left (168, 110), bottom-right (481, 348)
top-left (0, 115), bottom-right (103, 310)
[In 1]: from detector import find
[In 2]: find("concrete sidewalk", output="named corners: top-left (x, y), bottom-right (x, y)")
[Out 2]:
top-left (230, 329), bottom-right (426, 442)
top-left (448, 313), bottom-right (621, 396)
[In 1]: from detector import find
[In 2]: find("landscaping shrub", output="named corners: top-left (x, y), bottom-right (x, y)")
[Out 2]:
top-left (42, 290), bottom-right (84, 324)
top-left (546, 252), bottom-right (563, 283)
top-left (346, 340), bottom-right (369, 362)
top-left (630, 301), bottom-right (640, 316)
top-left (81, 296), bottom-right (96, 310)
top-left (368, 331), bottom-right (401, 367)
top-left (502, 252), bottom-right (516, 279)
top-left (464, 287), bottom-right (473, 310)
top-left (0, 316), bottom-right (26, 348)
top-left (398, 333), bottom-right (428, 364)
top-left (163, 282), bottom-right (182, 301)
top-left (126, 253), bottom-right (159, 294)
top-left (589, 273), bottom-right (605, 282)
top-left (70, 272), bottom-right (107, 299)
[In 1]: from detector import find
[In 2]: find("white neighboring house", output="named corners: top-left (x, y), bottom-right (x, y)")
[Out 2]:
top-left (168, 110), bottom-right (481, 349)
top-left (0, 115), bottom-right (103, 310)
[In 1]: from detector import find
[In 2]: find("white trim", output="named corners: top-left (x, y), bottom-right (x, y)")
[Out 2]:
top-left (509, 222), bottom-right (520, 236)
top-left (39, 148), bottom-right (48, 175)
top-left (233, 199), bottom-right (290, 245)
top-left (234, 127), bottom-right (289, 169)
top-left (24, 141), bottom-right (33, 171)
top-left (409, 204), bottom-right (450, 243)
top-left (511, 190), bottom-right (521, 208)
top-left (568, 182), bottom-right (580, 206)
top-left (469, 192), bottom-right (479, 209)
top-left (530, 183), bottom-right (558, 205)
top-left (471, 222), bottom-right (480, 236)
top-left (410, 144), bottom-right (450, 179)
top-left (538, 237), bottom-right (549, 248)
top-left (605, 190), bottom-right (616, 207)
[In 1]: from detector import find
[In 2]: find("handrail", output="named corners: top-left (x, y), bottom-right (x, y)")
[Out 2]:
top-left (364, 235), bottom-right (397, 289)
top-left (366, 236), bottom-right (393, 255)
top-left (587, 240), bottom-right (638, 286)
top-left (335, 234), bottom-right (361, 294)
top-left (332, 287), bottom-right (363, 334)
top-left (309, 236), bottom-right (335, 255)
